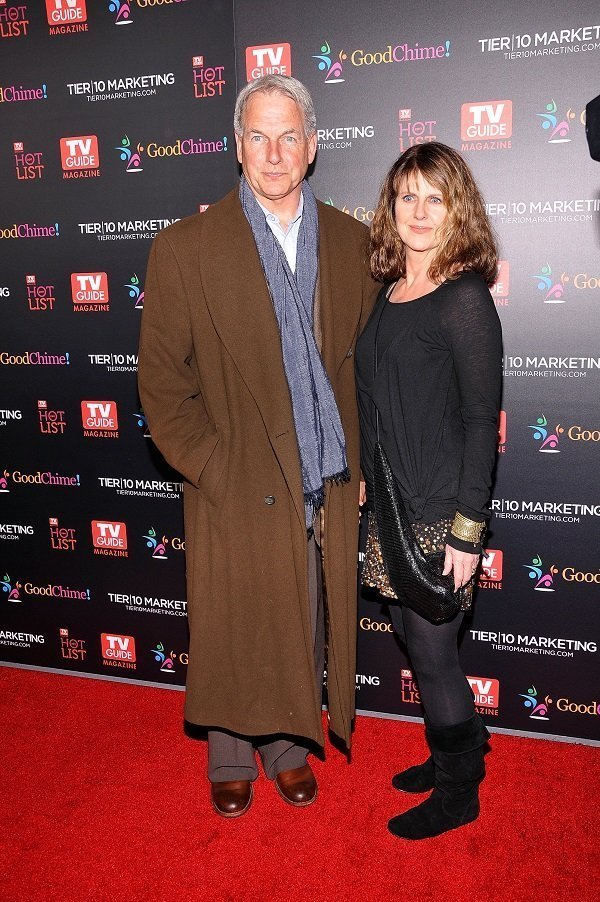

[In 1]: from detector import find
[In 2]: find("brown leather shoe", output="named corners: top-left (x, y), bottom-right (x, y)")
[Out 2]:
top-left (211, 780), bottom-right (253, 818)
top-left (275, 764), bottom-right (317, 807)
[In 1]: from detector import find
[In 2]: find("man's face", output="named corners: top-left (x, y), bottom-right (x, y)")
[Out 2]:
top-left (235, 91), bottom-right (317, 208)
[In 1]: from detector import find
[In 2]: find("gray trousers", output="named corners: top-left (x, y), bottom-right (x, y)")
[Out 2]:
top-left (208, 535), bottom-right (325, 782)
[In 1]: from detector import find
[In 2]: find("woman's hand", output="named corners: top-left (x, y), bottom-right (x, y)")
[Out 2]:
top-left (359, 480), bottom-right (366, 507)
top-left (443, 544), bottom-right (479, 591)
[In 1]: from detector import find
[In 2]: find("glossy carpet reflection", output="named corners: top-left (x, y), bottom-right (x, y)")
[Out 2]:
top-left (1, 667), bottom-right (598, 901)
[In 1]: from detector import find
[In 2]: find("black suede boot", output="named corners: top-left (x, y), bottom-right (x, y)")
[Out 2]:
top-left (388, 714), bottom-right (490, 840)
top-left (391, 755), bottom-right (435, 793)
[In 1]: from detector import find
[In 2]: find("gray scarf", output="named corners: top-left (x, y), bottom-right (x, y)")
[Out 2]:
top-left (240, 176), bottom-right (349, 527)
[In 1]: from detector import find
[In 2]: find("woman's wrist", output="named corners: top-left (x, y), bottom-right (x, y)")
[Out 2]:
top-left (450, 511), bottom-right (486, 550)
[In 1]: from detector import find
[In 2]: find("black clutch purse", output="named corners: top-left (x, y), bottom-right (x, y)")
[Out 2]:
top-left (373, 440), bottom-right (465, 623)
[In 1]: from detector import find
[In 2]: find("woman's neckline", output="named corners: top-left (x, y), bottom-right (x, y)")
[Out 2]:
top-left (385, 279), bottom-right (447, 305)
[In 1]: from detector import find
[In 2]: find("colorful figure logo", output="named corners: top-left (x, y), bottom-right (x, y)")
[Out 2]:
top-left (2, 574), bottom-right (21, 602)
top-left (115, 136), bottom-right (143, 172)
top-left (133, 410), bottom-right (151, 438)
top-left (313, 42), bottom-right (346, 83)
top-left (519, 686), bottom-right (551, 720)
top-left (144, 527), bottom-right (168, 559)
top-left (125, 273), bottom-right (144, 309)
top-left (152, 641), bottom-right (175, 673)
top-left (536, 100), bottom-right (574, 143)
top-left (533, 264), bottom-right (568, 303)
top-left (0, 471), bottom-right (10, 492)
top-left (528, 415), bottom-right (563, 453)
top-left (108, 0), bottom-right (132, 25)
top-left (523, 555), bottom-right (558, 591)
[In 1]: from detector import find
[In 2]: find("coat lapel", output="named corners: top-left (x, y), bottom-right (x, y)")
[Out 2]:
top-left (199, 191), bottom-right (305, 528)
top-left (317, 203), bottom-right (363, 377)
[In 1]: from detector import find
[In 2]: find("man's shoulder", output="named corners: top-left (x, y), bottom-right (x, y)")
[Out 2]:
top-left (317, 199), bottom-right (369, 239)
top-left (155, 188), bottom-right (239, 248)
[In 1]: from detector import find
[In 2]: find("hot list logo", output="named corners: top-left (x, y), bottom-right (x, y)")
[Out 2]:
top-left (398, 108), bottom-right (437, 152)
top-left (478, 549), bottom-right (503, 590)
top-left (38, 400), bottom-right (67, 435)
top-left (490, 260), bottom-right (510, 306)
top-left (26, 274), bottom-right (55, 312)
top-left (461, 100), bottom-right (512, 151)
top-left (81, 401), bottom-right (119, 438)
top-left (59, 627), bottom-right (86, 661)
top-left (2, 574), bottom-right (21, 601)
top-left (528, 415), bottom-right (562, 452)
top-left (524, 555), bottom-right (558, 591)
top-left (519, 686), bottom-right (551, 720)
top-left (101, 633), bottom-right (136, 669)
top-left (125, 273), bottom-right (144, 309)
top-left (313, 41), bottom-right (346, 83)
top-left (49, 517), bottom-right (77, 551)
top-left (533, 264), bottom-right (567, 303)
top-left (45, 0), bottom-right (87, 35)
top-left (115, 135), bottom-right (143, 172)
top-left (108, 0), bottom-right (132, 25)
top-left (71, 272), bottom-right (109, 312)
top-left (13, 141), bottom-right (43, 180)
top-left (60, 135), bottom-right (100, 179)
top-left (246, 43), bottom-right (291, 81)
top-left (192, 55), bottom-right (226, 99)
top-left (0, 3), bottom-right (30, 39)
top-left (92, 520), bottom-right (128, 557)
top-left (536, 100), bottom-right (585, 143)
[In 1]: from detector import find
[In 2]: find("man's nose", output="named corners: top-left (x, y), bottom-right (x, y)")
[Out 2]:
top-left (267, 140), bottom-right (281, 164)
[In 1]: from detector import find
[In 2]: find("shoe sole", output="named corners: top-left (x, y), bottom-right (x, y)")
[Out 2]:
top-left (211, 783), bottom-right (254, 818)
top-left (274, 781), bottom-right (318, 807)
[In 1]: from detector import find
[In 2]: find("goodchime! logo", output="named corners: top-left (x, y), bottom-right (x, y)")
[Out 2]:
top-left (133, 409), bottom-right (151, 437)
top-left (151, 641), bottom-right (176, 673)
top-left (519, 686), bottom-right (551, 720)
top-left (528, 415), bottom-right (562, 452)
top-left (108, 0), bottom-right (132, 25)
top-left (125, 273), bottom-right (144, 309)
top-left (313, 41), bottom-right (346, 83)
top-left (523, 555), bottom-right (558, 591)
top-left (143, 526), bottom-right (168, 559)
top-left (115, 135), bottom-right (143, 172)
top-left (536, 100), bottom-right (585, 143)
top-left (2, 574), bottom-right (21, 601)
top-left (533, 264), bottom-right (567, 302)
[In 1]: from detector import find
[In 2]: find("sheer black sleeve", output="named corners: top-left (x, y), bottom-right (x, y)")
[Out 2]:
top-left (438, 273), bottom-right (503, 551)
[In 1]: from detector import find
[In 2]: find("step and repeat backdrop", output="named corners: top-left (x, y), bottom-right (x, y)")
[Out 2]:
top-left (2, 0), bottom-right (599, 744)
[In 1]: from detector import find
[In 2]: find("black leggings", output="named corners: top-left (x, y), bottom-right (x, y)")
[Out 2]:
top-left (389, 605), bottom-right (474, 727)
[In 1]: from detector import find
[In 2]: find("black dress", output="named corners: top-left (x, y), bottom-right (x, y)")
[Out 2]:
top-left (355, 271), bottom-right (503, 556)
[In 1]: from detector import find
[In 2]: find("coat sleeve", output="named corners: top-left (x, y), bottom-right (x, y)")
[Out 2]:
top-left (138, 230), bottom-right (219, 486)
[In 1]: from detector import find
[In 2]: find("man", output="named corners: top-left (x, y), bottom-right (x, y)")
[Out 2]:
top-left (138, 75), bottom-right (377, 818)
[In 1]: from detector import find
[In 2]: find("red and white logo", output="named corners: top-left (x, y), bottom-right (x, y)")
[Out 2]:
top-left (60, 135), bottom-right (99, 170)
top-left (71, 272), bottom-right (109, 311)
top-left (46, 0), bottom-right (87, 25)
top-left (461, 101), bottom-right (512, 141)
top-left (491, 260), bottom-right (509, 298)
top-left (92, 520), bottom-right (128, 551)
top-left (101, 633), bottom-right (136, 662)
top-left (481, 549), bottom-right (503, 581)
top-left (467, 676), bottom-right (500, 709)
top-left (81, 401), bottom-right (118, 431)
top-left (246, 43), bottom-right (291, 81)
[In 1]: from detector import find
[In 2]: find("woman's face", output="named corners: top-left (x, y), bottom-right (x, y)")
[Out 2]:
top-left (393, 171), bottom-right (448, 257)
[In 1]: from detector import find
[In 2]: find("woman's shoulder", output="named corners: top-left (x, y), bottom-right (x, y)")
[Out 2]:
top-left (436, 271), bottom-right (494, 310)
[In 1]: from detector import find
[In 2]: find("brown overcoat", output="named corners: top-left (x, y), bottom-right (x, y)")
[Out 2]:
top-left (138, 189), bottom-right (378, 748)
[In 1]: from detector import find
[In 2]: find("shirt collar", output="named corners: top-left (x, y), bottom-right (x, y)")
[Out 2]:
top-left (256, 193), bottom-right (304, 228)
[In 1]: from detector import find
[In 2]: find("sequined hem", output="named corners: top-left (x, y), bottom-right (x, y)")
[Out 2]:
top-left (362, 511), bottom-right (473, 610)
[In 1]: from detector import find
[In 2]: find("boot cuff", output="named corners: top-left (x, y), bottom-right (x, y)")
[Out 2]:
top-left (426, 714), bottom-right (489, 754)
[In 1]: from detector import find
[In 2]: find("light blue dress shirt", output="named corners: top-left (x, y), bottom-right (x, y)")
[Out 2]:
top-left (257, 194), bottom-right (304, 273)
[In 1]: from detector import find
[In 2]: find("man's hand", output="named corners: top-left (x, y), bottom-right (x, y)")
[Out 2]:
top-left (443, 544), bottom-right (479, 591)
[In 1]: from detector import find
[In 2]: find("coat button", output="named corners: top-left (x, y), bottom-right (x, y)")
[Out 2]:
top-left (264, 495), bottom-right (276, 505)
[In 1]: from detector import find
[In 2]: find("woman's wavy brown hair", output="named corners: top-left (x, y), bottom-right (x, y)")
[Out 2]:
top-left (369, 142), bottom-right (498, 286)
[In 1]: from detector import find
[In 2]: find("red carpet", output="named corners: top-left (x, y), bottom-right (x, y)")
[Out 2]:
top-left (1, 666), bottom-right (598, 901)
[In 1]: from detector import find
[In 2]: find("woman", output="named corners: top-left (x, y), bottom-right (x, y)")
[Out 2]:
top-left (355, 143), bottom-right (502, 840)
